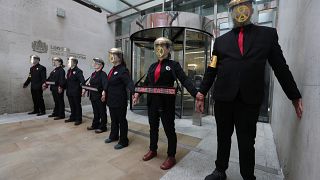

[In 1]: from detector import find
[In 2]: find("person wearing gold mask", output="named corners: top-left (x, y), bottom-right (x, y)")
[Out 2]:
top-left (102, 48), bottom-right (134, 150)
top-left (132, 37), bottom-right (201, 170)
top-left (43, 57), bottom-right (66, 120)
top-left (65, 57), bottom-right (85, 126)
top-left (84, 58), bottom-right (108, 133)
top-left (196, 0), bottom-right (303, 180)
top-left (23, 55), bottom-right (47, 116)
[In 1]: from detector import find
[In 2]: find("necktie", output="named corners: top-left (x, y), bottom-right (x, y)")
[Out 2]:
top-left (154, 62), bottom-right (162, 83)
top-left (108, 67), bottom-right (114, 80)
top-left (238, 27), bottom-right (244, 55)
top-left (68, 70), bottom-right (72, 78)
top-left (91, 71), bottom-right (97, 79)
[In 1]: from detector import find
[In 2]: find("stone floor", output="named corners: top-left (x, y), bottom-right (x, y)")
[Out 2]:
top-left (0, 105), bottom-right (284, 180)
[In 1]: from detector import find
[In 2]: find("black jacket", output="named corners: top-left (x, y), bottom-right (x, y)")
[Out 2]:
top-left (200, 24), bottom-right (301, 105)
top-left (24, 63), bottom-right (46, 90)
top-left (47, 66), bottom-right (66, 92)
top-left (143, 59), bottom-right (198, 107)
top-left (104, 64), bottom-right (134, 108)
top-left (66, 66), bottom-right (85, 97)
top-left (89, 70), bottom-right (107, 101)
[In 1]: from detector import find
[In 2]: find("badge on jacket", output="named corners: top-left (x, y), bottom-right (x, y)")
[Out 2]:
top-left (36, 68), bottom-right (39, 70)
top-left (114, 71), bottom-right (118, 75)
top-left (166, 66), bottom-right (171, 71)
top-left (73, 71), bottom-right (76, 74)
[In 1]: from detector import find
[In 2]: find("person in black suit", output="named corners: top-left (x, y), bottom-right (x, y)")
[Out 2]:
top-left (43, 57), bottom-right (66, 120)
top-left (83, 58), bottom-right (108, 133)
top-left (23, 55), bottom-right (46, 116)
top-left (133, 37), bottom-right (200, 170)
top-left (65, 57), bottom-right (85, 126)
top-left (102, 48), bottom-right (135, 150)
top-left (196, 1), bottom-right (303, 180)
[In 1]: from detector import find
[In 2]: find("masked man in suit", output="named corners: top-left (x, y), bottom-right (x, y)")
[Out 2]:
top-left (196, 1), bottom-right (303, 180)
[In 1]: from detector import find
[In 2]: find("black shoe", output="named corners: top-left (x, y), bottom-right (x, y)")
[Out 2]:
top-left (37, 112), bottom-right (46, 116)
top-left (95, 129), bottom-right (106, 134)
top-left (48, 114), bottom-right (57, 118)
top-left (87, 126), bottom-right (98, 131)
top-left (104, 138), bottom-right (118, 144)
top-left (114, 144), bottom-right (128, 150)
top-left (28, 111), bottom-right (38, 115)
top-left (54, 117), bottom-right (65, 120)
top-left (65, 119), bottom-right (75, 123)
top-left (204, 169), bottom-right (227, 180)
top-left (74, 121), bottom-right (82, 126)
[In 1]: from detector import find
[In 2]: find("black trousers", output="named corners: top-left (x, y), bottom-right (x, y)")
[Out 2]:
top-left (67, 96), bottom-right (82, 122)
top-left (109, 106), bottom-right (128, 146)
top-left (148, 103), bottom-right (177, 157)
top-left (31, 89), bottom-right (45, 113)
top-left (91, 99), bottom-right (107, 130)
top-left (52, 90), bottom-right (65, 117)
top-left (214, 96), bottom-right (260, 180)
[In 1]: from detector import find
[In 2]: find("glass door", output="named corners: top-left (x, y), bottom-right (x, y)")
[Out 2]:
top-left (130, 27), bottom-right (212, 117)
top-left (183, 29), bottom-right (212, 116)
top-left (130, 27), bottom-right (185, 118)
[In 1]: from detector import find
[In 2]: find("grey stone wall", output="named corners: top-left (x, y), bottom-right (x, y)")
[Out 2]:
top-left (0, 0), bottom-right (115, 114)
top-left (271, 0), bottom-right (320, 179)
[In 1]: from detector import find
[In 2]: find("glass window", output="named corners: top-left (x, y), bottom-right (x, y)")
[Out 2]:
top-left (115, 13), bottom-right (139, 36)
top-left (90, 0), bottom-right (129, 13)
top-left (172, 0), bottom-right (214, 16)
top-left (217, 0), bottom-right (229, 13)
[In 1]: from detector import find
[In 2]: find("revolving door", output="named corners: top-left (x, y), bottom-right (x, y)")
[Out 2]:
top-left (129, 12), bottom-right (214, 117)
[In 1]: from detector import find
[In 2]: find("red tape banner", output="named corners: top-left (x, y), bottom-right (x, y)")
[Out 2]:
top-left (135, 87), bottom-right (176, 95)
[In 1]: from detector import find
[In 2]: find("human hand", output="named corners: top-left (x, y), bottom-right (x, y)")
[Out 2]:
top-left (42, 83), bottom-right (47, 90)
top-left (81, 89), bottom-right (86, 97)
top-left (132, 93), bottom-right (140, 106)
top-left (58, 86), bottom-right (63, 94)
top-left (196, 99), bottom-right (204, 113)
top-left (292, 98), bottom-right (303, 119)
top-left (196, 92), bottom-right (205, 101)
top-left (101, 95), bottom-right (106, 102)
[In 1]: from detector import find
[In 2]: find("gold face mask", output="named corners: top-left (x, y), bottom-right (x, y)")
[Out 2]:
top-left (52, 60), bottom-right (59, 67)
top-left (232, 5), bottom-right (251, 23)
top-left (67, 59), bottom-right (73, 68)
top-left (30, 56), bottom-right (38, 65)
top-left (92, 61), bottom-right (101, 69)
top-left (155, 45), bottom-right (166, 59)
top-left (30, 57), bottom-right (35, 65)
top-left (109, 53), bottom-right (115, 63)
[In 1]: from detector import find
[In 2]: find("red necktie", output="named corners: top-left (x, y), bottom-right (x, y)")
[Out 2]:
top-left (68, 70), bottom-right (72, 78)
top-left (238, 27), bottom-right (244, 55)
top-left (91, 71), bottom-right (96, 79)
top-left (154, 62), bottom-right (162, 82)
top-left (108, 67), bottom-right (114, 80)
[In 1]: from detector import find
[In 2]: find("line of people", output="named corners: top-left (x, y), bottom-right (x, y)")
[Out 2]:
top-left (23, 0), bottom-right (304, 177)
top-left (24, 49), bottom-right (134, 151)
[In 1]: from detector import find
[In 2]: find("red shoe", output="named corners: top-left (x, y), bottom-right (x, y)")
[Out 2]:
top-left (142, 150), bottom-right (157, 161)
top-left (160, 157), bottom-right (176, 170)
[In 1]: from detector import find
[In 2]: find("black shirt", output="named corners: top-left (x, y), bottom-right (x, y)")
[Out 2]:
top-left (66, 66), bottom-right (85, 96)
top-left (24, 63), bottom-right (46, 90)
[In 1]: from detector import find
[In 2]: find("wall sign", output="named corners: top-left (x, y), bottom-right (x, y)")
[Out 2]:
top-left (32, 40), bottom-right (86, 60)
top-left (32, 40), bottom-right (48, 53)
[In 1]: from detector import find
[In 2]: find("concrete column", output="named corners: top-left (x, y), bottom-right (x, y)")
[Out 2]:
top-left (271, 0), bottom-right (320, 179)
